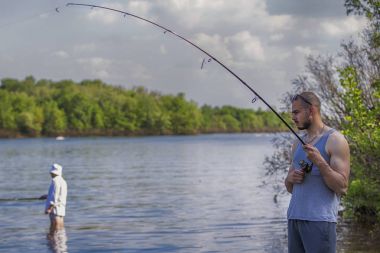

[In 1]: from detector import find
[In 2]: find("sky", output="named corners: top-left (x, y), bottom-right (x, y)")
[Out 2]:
top-left (0, 0), bottom-right (367, 109)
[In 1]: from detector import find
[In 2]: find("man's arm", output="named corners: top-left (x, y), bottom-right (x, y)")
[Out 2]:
top-left (45, 180), bottom-right (57, 214)
top-left (285, 141), bottom-right (305, 193)
top-left (303, 132), bottom-right (350, 195)
top-left (285, 170), bottom-right (293, 193)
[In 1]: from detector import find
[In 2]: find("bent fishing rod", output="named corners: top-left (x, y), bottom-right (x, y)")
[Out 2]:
top-left (65, 2), bottom-right (306, 145)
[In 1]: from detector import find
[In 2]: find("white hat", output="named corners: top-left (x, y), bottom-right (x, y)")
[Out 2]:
top-left (50, 163), bottom-right (63, 176)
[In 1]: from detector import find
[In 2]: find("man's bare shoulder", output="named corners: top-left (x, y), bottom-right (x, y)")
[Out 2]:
top-left (328, 129), bottom-right (347, 143)
top-left (326, 129), bottom-right (349, 155)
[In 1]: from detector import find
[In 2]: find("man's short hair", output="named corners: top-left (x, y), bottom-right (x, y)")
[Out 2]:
top-left (291, 92), bottom-right (321, 111)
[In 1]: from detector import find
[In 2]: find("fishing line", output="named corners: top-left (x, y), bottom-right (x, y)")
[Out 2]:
top-left (0, 3), bottom-right (64, 31)
top-left (65, 2), bottom-right (306, 145)
top-left (0, 196), bottom-right (46, 202)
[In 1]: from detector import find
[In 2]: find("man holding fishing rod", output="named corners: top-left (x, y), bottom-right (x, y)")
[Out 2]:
top-left (285, 92), bottom-right (350, 253)
top-left (63, 4), bottom-right (349, 251)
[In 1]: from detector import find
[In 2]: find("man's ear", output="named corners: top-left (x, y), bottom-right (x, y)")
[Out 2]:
top-left (309, 105), bottom-right (316, 115)
top-left (307, 106), bottom-right (314, 120)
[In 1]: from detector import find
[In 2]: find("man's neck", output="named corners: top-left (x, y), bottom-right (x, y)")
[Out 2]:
top-left (306, 120), bottom-right (325, 137)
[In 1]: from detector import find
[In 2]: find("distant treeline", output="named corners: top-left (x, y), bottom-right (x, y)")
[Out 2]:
top-left (0, 76), bottom-right (289, 137)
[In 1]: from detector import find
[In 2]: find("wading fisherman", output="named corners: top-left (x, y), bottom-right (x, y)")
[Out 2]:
top-left (45, 163), bottom-right (67, 230)
top-left (285, 92), bottom-right (350, 253)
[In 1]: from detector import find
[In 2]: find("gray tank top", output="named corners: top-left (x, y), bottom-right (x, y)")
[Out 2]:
top-left (287, 129), bottom-right (340, 222)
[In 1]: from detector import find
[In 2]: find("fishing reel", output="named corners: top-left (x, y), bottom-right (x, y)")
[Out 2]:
top-left (299, 160), bottom-right (313, 173)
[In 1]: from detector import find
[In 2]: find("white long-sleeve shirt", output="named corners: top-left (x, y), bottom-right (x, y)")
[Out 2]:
top-left (45, 176), bottom-right (67, 216)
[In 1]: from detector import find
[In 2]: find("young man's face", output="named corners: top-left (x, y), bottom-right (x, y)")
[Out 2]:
top-left (291, 99), bottom-right (312, 130)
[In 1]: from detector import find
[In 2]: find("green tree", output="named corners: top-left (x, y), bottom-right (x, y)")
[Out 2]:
top-left (200, 105), bottom-right (217, 132)
top-left (345, 0), bottom-right (380, 51)
top-left (99, 90), bottom-right (137, 132)
top-left (10, 92), bottom-right (43, 135)
top-left (339, 67), bottom-right (380, 220)
top-left (16, 108), bottom-right (44, 136)
top-left (42, 101), bottom-right (67, 135)
top-left (0, 90), bottom-right (17, 131)
top-left (344, 0), bottom-right (380, 22)
top-left (0, 76), bottom-right (288, 137)
top-left (164, 93), bottom-right (202, 134)
top-left (221, 114), bottom-right (240, 132)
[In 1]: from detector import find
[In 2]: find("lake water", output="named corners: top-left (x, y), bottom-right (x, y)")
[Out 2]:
top-left (0, 134), bottom-right (378, 253)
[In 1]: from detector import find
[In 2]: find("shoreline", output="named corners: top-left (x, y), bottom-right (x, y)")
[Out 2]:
top-left (0, 129), bottom-right (290, 139)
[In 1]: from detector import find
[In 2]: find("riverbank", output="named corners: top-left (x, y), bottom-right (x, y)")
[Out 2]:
top-left (0, 127), bottom-right (285, 139)
top-left (0, 128), bottom-right (289, 139)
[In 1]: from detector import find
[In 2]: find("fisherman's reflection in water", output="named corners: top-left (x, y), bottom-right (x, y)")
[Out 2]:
top-left (47, 227), bottom-right (68, 253)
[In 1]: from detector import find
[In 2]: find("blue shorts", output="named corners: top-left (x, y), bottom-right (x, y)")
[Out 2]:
top-left (288, 219), bottom-right (336, 253)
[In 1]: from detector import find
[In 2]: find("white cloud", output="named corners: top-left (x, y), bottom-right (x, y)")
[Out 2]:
top-left (77, 57), bottom-right (110, 67)
top-left (77, 57), bottom-right (112, 78)
top-left (160, 44), bottom-right (167, 55)
top-left (1, 0), bottom-right (370, 109)
top-left (94, 70), bottom-right (109, 79)
top-left (193, 31), bottom-right (265, 66)
top-left (278, 52), bottom-right (292, 61)
top-left (127, 0), bottom-right (152, 16)
top-left (227, 31), bottom-right (265, 62)
top-left (159, 0), bottom-right (226, 28)
top-left (260, 15), bottom-right (294, 32)
top-left (154, 0), bottom-right (291, 32)
top-left (193, 33), bottom-right (233, 62)
top-left (74, 43), bottom-right (97, 53)
top-left (321, 16), bottom-right (366, 37)
top-left (129, 63), bottom-right (152, 80)
top-left (168, 0), bottom-right (222, 10)
top-left (53, 50), bottom-right (69, 59)
top-left (39, 13), bottom-right (49, 19)
top-left (86, 3), bottom-right (126, 24)
top-left (294, 46), bottom-right (314, 56)
top-left (270, 33), bottom-right (284, 42)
